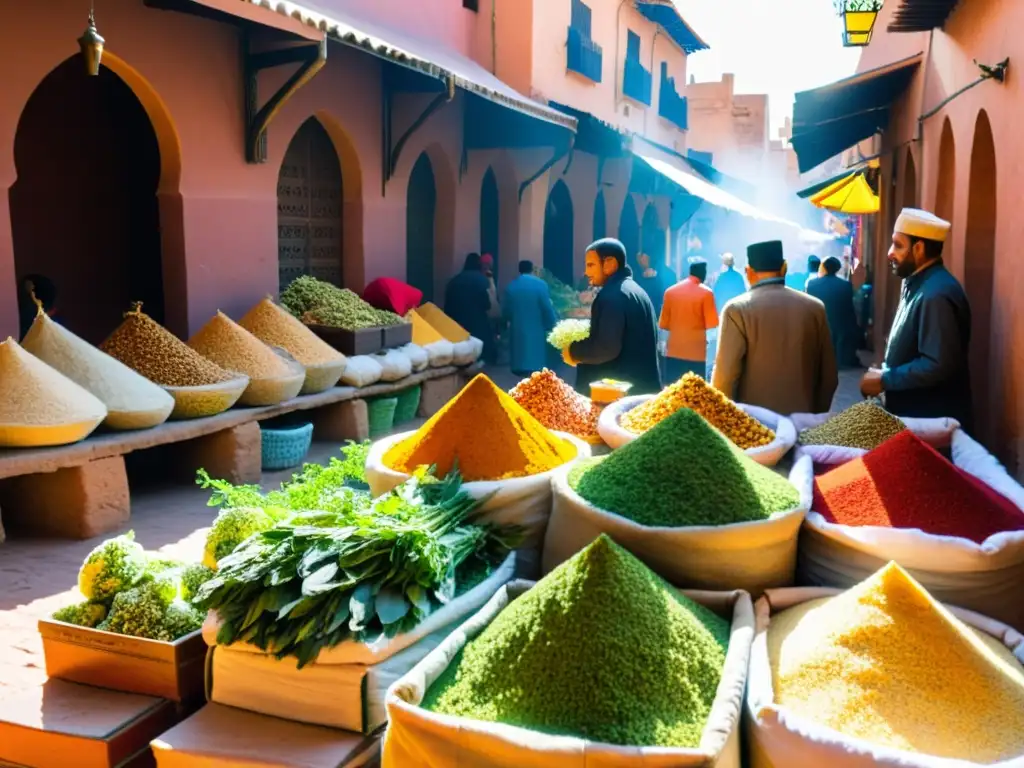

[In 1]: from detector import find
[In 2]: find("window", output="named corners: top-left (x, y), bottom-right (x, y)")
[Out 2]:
top-left (463, 0), bottom-right (478, 10)
top-left (623, 30), bottom-right (651, 105)
top-left (658, 61), bottom-right (687, 130)
top-left (567, 0), bottom-right (602, 83)
top-left (627, 30), bottom-right (641, 61)
top-left (571, 0), bottom-right (592, 38)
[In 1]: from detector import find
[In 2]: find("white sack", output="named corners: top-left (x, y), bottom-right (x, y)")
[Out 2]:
top-left (791, 430), bottom-right (1024, 631)
top-left (366, 431), bottom-right (592, 579)
top-left (790, 411), bottom-right (960, 466)
top-left (598, 394), bottom-right (796, 467)
top-left (423, 340), bottom-right (454, 368)
top-left (373, 349), bottom-right (413, 383)
top-left (451, 338), bottom-right (480, 366)
top-left (340, 355), bottom-right (383, 388)
top-left (383, 581), bottom-right (754, 768)
top-left (399, 343), bottom-right (429, 373)
top-left (541, 456), bottom-right (811, 596)
top-left (746, 586), bottom-right (1024, 768)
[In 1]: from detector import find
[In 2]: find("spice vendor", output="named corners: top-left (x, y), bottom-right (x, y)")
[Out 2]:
top-left (503, 260), bottom-right (558, 377)
top-left (860, 208), bottom-right (973, 431)
top-left (660, 256), bottom-right (718, 382)
top-left (563, 238), bottom-right (661, 397)
top-left (712, 240), bottom-right (838, 415)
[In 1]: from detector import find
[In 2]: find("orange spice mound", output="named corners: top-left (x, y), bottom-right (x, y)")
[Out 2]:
top-left (383, 374), bottom-right (577, 482)
top-left (509, 369), bottom-right (599, 441)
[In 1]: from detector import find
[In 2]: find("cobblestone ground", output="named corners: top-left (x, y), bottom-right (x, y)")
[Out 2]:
top-left (0, 364), bottom-right (863, 700)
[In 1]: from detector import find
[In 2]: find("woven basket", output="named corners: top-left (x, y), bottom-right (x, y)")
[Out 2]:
top-left (368, 396), bottom-right (399, 439)
top-left (260, 422), bottom-right (314, 471)
top-left (394, 386), bottom-right (422, 424)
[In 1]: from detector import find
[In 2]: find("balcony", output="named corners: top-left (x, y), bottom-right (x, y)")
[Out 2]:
top-left (659, 74), bottom-right (688, 130)
top-left (623, 59), bottom-right (652, 106)
top-left (567, 25), bottom-right (603, 83)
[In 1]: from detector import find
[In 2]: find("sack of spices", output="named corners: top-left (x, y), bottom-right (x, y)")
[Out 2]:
top-left (792, 429), bottom-right (1024, 630)
top-left (398, 343), bottom-right (428, 373)
top-left (204, 553), bottom-right (516, 734)
top-left (746, 567), bottom-right (1024, 767)
top-left (338, 355), bottom-right (384, 388)
top-left (509, 369), bottom-right (602, 445)
top-left (366, 375), bottom-right (590, 578)
top-left (451, 337), bottom-right (479, 366)
top-left (422, 339), bottom-right (454, 368)
top-left (546, 407), bottom-right (807, 595)
top-left (792, 402), bottom-right (959, 466)
top-left (384, 536), bottom-right (754, 768)
top-left (599, 374), bottom-right (796, 466)
top-left (373, 349), bottom-right (413, 383)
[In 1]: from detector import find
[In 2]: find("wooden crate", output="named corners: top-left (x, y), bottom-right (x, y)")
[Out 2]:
top-left (39, 619), bottom-right (206, 703)
top-left (306, 324), bottom-right (383, 356)
top-left (381, 323), bottom-right (412, 349)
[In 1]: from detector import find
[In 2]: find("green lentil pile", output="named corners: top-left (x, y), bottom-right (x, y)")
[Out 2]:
top-left (798, 401), bottom-right (907, 451)
top-left (280, 276), bottom-right (403, 329)
top-left (423, 535), bottom-right (730, 748)
top-left (570, 408), bottom-right (801, 527)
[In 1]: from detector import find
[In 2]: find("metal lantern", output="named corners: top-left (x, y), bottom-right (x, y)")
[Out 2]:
top-left (78, 9), bottom-right (105, 76)
top-left (835, 0), bottom-right (883, 47)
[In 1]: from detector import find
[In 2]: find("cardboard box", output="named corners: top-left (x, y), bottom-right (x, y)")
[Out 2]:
top-left (39, 620), bottom-right (206, 703)
top-left (0, 678), bottom-right (179, 768)
top-left (150, 704), bottom-right (381, 768)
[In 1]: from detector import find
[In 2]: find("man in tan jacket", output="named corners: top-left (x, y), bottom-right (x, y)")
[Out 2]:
top-left (712, 240), bottom-right (838, 415)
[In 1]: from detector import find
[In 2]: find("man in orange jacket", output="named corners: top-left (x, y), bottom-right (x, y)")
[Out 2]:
top-left (659, 256), bottom-right (718, 382)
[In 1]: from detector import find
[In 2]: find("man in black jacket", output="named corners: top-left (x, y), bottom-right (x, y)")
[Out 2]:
top-left (564, 238), bottom-right (661, 396)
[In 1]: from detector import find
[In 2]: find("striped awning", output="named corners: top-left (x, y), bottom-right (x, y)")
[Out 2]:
top-left (887, 0), bottom-right (962, 32)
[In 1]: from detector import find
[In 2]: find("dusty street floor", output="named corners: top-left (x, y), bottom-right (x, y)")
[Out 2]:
top-left (0, 364), bottom-right (864, 700)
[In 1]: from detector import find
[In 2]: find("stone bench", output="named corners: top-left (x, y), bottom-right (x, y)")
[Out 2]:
top-left (0, 365), bottom-right (479, 540)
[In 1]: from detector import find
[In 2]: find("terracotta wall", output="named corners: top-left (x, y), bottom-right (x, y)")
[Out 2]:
top-left (862, 0), bottom-right (1024, 473)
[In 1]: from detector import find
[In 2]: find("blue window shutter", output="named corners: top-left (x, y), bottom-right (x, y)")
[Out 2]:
top-left (627, 30), bottom-right (640, 61)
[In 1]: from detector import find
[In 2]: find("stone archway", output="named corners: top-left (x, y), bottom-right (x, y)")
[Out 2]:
top-left (480, 167), bottom-right (500, 281)
top-left (641, 202), bottom-right (665, 270)
top-left (965, 110), bottom-right (997, 443)
top-left (935, 117), bottom-right (956, 224)
top-left (543, 180), bottom-right (574, 285)
top-left (593, 190), bottom-right (607, 241)
top-left (277, 117), bottom-right (344, 291)
top-left (618, 196), bottom-right (640, 267)
top-left (406, 152), bottom-right (437, 301)
top-left (10, 56), bottom-right (168, 343)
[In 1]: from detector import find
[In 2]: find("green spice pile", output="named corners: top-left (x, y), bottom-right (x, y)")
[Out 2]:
top-left (571, 408), bottom-right (800, 527)
top-left (798, 401), bottom-right (907, 451)
top-left (280, 276), bottom-right (403, 329)
top-left (424, 534), bottom-right (730, 748)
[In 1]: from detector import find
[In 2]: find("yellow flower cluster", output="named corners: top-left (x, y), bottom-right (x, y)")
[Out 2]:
top-left (620, 373), bottom-right (775, 450)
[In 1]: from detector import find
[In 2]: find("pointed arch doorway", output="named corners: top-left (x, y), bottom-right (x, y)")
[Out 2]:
top-left (406, 152), bottom-right (437, 301)
top-left (543, 180), bottom-right (574, 285)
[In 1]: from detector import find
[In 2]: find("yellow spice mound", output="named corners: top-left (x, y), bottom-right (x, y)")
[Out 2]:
top-left (769, 562), bottom-right (1024, 762)
top-left (383, 374), bottom-right (576, 482)
top-left (0, 338), bottom-right (107, 425)
top-left (413, 304), bottom-right (469, 343)
top-left (407, 310), bottom-right (445, 346)
top-left (189, 311), bottom-right (295, 379)
top-left (238, 297), bottom-right (344, 366)
top-left (621, 373), bottom-right (774, 450)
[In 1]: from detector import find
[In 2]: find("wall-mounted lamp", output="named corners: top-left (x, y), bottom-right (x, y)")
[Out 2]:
top-left (79, 6), bottom-right (105, 76)
top-left (834, 0), bottom-right (883, 47)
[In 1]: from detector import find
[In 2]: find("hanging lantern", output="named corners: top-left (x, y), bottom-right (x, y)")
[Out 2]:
top-left (834, 0), bottom-right (883, 47)
top-left (78, 9), bottom-right (105, 76)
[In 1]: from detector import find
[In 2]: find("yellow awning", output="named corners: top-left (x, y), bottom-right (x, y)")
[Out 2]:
top-left (810, 172), bottom-right (879, 215)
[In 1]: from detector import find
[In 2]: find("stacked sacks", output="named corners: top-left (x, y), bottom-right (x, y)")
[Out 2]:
top-left (102, 304), bottom-right (248, 420)
top-left (546, 407), bottom-right (808, 595)
top-left (21, 303), bottom-right (173, 430)
top-left (0, 338), bottom-right (107, 447)
top-left (599, 373), bottom-right (796, 466)
top-left (747, 563), bottom-right (1024, 767)
top-left (791, 428), bottom-right (1024, 629)
top-left (189, 311), bottom-right (305, 406)
top-left (238, 297), bottom-right (346, 394)
top-left (385, 536), bottom-right (754, 767)
top-left (410, 304), bottom-right (482, 366)
top-left (407, 310), bottom-right (452, 368)
top-left (366, 374), bottom-right (590, 577)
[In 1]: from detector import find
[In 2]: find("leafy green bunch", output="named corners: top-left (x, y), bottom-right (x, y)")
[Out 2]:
top-left (195, 470), bottom-right (521, 668)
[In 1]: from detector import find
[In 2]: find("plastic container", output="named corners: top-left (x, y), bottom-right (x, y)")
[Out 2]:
top-left (394, 386), bottom-right (422, 424)
top-left (260, 422), bottom-right (314, 471)
top-left (589, 378), bottom-right (633, 405)
top-left (368, 396), bottom-right (399, 439)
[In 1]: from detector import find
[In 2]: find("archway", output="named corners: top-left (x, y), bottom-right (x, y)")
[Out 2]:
top-left (935, 118), bottom-right (956, 224)
top-left (543, 180), bottom-right (574, 285)
top-left (965, 110), bottom-right (997, 442)
top-left (277, 117), bottom-right (343, 291)
top-left (406, 152), bottom-right (437, 301)
top-left (480, 167), bottom-right (500, 281)
top-left (593, 190), bottom-right (607, 241)
top-left (618, 196), bottom-right (640, 267)
top-left (10, 57), bottom-right (164, 344)
top-left (641, 202), bottom-right (665, 271)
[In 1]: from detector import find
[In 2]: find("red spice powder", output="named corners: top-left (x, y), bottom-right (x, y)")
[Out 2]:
top-left (813, 431), bottom-right (1024, 544)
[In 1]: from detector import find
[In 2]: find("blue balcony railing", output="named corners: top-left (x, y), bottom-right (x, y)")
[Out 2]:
top-left (567, 25), bottom-right (603, 82)
top-left (659, 73), bottom-right (688, 130)
top-left (623, 59), bottom-right (652, 105)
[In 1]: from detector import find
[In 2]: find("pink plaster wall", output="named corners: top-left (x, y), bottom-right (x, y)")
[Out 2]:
top-left (862, 0), bottom-right (1024, 473)
top-left (330, 0), bottom-right (478, 57)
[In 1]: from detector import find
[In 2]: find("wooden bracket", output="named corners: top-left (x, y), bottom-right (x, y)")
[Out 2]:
top-left (382, 73), bottom-right (456, 190)
top-left (244, 35), bottom-right (327, 164)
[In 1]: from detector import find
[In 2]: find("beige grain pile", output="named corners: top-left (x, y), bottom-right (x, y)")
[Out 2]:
top-left (239, 297), bottom-right (345, 365)
top-left (22, 309), bottom-right (173, 430)
top-left (189, 311), bottom-right (295, 379)
top-left (101, 305), bottom-right (235, 387)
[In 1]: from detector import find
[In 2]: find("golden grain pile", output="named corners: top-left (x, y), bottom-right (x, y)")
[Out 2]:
top-left (189, 311), bottom-right (296, 379)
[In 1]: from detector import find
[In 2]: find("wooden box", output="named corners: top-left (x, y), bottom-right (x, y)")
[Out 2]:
top-left (381, 323), bottom-right (413, 349)
top-left (39, 619), bottom-right (206, 703)
top-left (307, 324), bottom-right (384, 356)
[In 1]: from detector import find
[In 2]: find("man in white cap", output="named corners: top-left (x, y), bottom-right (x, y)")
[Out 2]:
top-left (660, 256), bottom-right (718, 381)
top-left (860, 208), bottom-right (972, 430)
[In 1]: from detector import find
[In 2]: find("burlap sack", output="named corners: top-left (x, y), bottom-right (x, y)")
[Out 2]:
top-left (790, 412), bottom-right (960, 466)
top-left (541, 456), bottom-right (812, 595)
top-left (384, 581), bottom-right (754, 768)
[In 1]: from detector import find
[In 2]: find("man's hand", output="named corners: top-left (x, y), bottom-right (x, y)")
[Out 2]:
top-left (562, 346), bottom-right (577, 367)
top-left (860, 367), bottom-right (884, 398)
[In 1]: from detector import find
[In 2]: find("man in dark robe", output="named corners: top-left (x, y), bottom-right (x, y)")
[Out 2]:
top-left (443, 252), bottom-right (492, 348)
top-left (564, 238), bottom-right (661, 396)
top-left (861, 208), bottom-right (973, 431)
top-left (807, 256), bottom-right (861, 368)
